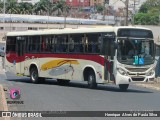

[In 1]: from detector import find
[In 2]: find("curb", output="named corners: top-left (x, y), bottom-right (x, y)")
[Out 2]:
top-left (0, 56), bottom-right (10, 120)
top-left (0, 85), bottom-right (10, 120)
top-left (0, 85), bottom-right (8, 111)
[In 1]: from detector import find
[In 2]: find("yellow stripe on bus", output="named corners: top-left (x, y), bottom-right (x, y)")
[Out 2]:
top-left (41, 59), bottom-right (79, 71)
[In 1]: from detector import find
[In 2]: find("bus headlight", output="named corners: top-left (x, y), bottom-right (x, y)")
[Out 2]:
top-left (146, 69), bottom-right (154, 76)
top-left (117, 68), bottom-right (127, 76)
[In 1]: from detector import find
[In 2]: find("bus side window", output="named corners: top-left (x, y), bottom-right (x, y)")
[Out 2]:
top-left (85, 34), bottom-right (100, 54)
top-left (35, 36), bottom-right (40, 52)
top-left (56, 36), bottom-right (62, 53)
top-left (6, 37), bottom-right (16, 53)
top-left (68, 34), bottom-right (84, 53)
top-left (73, 34), bottom-right (84, 53)
top-left (25, 38), bottom-right (29, 53)
top-left (69, 36), bottom-right (74, 52)
top-left (98, 35), bottom-right (102, 53)
top-left (54, 36), bottom-right (58, 52)
top-left (28, 37), bottom-right (32, 52)
top-left (51, 36), bottom-right (56, 52)
top-left (41, 36), bottom-right (51, 53)
top-left (62, 35), bottom-right (68, 53)
top-left (28, 36), bottom-right (40, 53)
top-left (45, 37), bottom-right (52, 52)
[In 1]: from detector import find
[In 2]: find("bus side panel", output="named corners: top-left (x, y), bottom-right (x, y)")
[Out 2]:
top-left (39, 58), bottom-right (65, 79)
top-left (24, 54), bottom-right (40, 76)
top-left (65, 59), bottom-right (83, 81)
top-left (21, 54), bottom-right (105, 83)
top-left (5, 53), bottom-right (17, 75)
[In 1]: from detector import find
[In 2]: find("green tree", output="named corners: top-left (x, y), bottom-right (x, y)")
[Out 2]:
top-left (135, 0), bottom-right (160, 25)
top-left (33, 0), bottom-right (57, 15)
top-left (6, 0), bottom-right (19, 14)
top-left (52, 0), bottom-right (70, 16)
top-left (18, 2), bottom-right (33, 14)
top-left (54, 0), bottom-right (66, 16)
top-left (33, 0), bottom-right (48, 15)
top-left (96, 5), bottom-right (104, 13)
top-left (0, 1), bottom-right (3, 13)
top-left (139, 4), bottom-right (148, 13)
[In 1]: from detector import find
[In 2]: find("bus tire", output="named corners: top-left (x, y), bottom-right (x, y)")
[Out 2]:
top-left (57, 79), bottom-right (70, 85)
top-left (87, 71), bottom-right (97, 89)
top-left (119, 84), bottom-right (129, 91)
top-left (30, 67), bottom-right (39, 84)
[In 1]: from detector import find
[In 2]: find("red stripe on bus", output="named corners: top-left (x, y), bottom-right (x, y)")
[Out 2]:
top-left (6, 53), bottom-right (105, 66)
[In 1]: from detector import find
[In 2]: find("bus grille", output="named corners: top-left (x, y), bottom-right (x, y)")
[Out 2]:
top-left (129, 73), bottom-right (145, 75)
top-left (131, 77), bottom-right (144, 81)
top-left (126, 68), bottom-right (149, 72)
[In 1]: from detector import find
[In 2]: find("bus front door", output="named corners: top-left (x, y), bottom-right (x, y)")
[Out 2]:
top-left (103, 37), bottom-right (115, 83)
top-left (16, 39), bottom-right (25, 76)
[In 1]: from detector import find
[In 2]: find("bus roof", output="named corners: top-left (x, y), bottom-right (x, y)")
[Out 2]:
top-left (6, 26), bottom-right (152, 37)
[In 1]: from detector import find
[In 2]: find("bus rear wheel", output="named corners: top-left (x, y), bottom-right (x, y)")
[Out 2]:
top-left (30, 67), bottom-right (39, 84)
top-left (87, 71), bottom-right (97, 89)
top-left (119, 84), bottom-right (129, 91)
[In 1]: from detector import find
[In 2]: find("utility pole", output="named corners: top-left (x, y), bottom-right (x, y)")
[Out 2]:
top-left (3, 0), bottom-right (5, 23)
top-left (64, 5), bottom-right (67, 28)
top-left (125, 0), bottom-right (129, 26)
top-left (83, 0), bottom-right (84, 18)
top-left (133, 0), bottom-right (136, 25)
top-left (47, 1), bottom-right (50, 29)
top-left (131, 0), bottom-right (138, 25)
top-left (103, 0), bottom-right (105, 21)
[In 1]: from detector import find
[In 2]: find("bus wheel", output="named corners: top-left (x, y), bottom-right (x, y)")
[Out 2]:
top-left (87, 71), bottom-right (97, 89)
top-left (119, 84), bottom-right (129, 91)
top-left (57, 79), bottom-right (70, 85)
top-left (30, 67), bottom-right (39, 84)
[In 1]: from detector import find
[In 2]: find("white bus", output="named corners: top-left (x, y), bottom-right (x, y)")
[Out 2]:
top-left (4, 26), bottom-right (156, 91)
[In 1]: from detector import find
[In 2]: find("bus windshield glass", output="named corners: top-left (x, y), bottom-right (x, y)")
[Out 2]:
top-left (117, 38), bottom-right (154, 65)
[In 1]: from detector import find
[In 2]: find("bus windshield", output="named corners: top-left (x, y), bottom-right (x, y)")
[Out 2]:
top-left (117, 38), bottom-right (154, 65)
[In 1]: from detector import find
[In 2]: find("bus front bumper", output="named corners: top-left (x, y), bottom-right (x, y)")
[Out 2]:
top-left (115, 72), bottom-right (155, 85)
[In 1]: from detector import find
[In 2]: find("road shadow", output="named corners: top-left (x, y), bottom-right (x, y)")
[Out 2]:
top-left (6, 78), bottom-right (153, 93)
